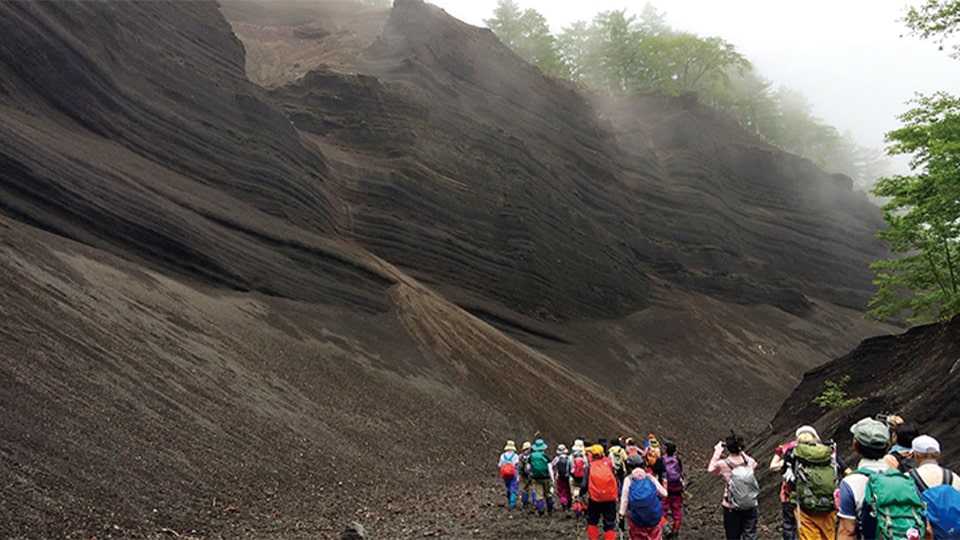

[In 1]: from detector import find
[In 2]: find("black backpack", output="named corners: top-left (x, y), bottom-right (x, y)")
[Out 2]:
top-left (555, 455), bottom-right (571, 479)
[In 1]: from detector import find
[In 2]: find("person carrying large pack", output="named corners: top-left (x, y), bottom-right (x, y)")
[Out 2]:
top-left (791, 431), bottom-right (839, 540)
top-left (662, 441), bottom-right (686, 538)
top-left (619, 454), bottom-right (668, 540)
top-left (528, 438), bottom-right (554, 516)
top-left (518, 441), bottom-right (534, 510)
top-left (708, 432), bottom-right (760, 540)
top-left (646, 434), bottom-right (663, 473)
top-left (498, 440), bottom-right (521, 510)
top-left (609, 438), bottom-right (629, 489)
top-left (908, 435), bottom-right (960, 539)
top-left (553, 444), bottom-right (573, 511)
top-left (571, 439), bottom-right (588, 519)
top-left (838, 417), bottom-right (926, 540)
top-left (581, 444), bottom-right (620, 540)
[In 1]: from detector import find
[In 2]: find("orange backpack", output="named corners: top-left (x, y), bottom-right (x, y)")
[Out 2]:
top-left (588, 457), bottom-right (619, 502)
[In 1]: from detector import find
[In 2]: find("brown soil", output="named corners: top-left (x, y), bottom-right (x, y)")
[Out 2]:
top-left (0, 1), bottom-right (897, 538)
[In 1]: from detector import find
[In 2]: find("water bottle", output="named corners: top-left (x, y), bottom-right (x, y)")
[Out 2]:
top-left (906, 528), bottom-right (921, 540)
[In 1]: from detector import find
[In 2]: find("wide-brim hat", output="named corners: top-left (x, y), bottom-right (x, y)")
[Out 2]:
top-left (572, 439), bottom-right (585, 452)
top-left (532, 439), bottom-right (548, 452)
top-left (557, 444), bottom-right (568, 454)
top-left (504, 440), bottom-right (517, 452)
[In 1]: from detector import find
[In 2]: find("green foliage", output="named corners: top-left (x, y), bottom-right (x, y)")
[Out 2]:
top-left (906, 0), bottom-right (960, 57)
top-left (813, 376), bottom-right (864, 410)
top-left (486, 2), bottom-right (887, 191)
top-left (870, 92), bottom-right (960, 323)
top-left (485, 0), bottom-right (564, 76)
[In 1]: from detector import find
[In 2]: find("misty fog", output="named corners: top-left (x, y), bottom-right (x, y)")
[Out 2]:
top-left (432, 0), bottom-right (960, 172)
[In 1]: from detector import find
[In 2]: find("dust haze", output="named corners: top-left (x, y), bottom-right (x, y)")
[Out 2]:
top-left (431, 0), bottom-right (960, 158)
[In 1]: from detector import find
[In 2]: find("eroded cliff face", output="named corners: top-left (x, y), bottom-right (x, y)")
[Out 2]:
top-left (0, 0), bottom-right (892, 536)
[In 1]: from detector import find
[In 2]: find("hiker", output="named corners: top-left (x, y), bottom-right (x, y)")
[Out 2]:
top-left (553, 444), bottom-right (573, 511)
top-left (626, 437), bottom-right (642, 458)
top-left (571, 439), bottom-right (588, 519)
top-left (519, 441), bottom-right (534, 509)
top-left (646, 435), bottom-right (663, 476)
top-left (885, 422), bottom-right (919, 472)
top-left (610, 438), bottom-right (629, 489)
top-left (786, 428), bottom-right (839, 540)
top-left (837, 417), bottom-right (926, 540)
top-left (771, 430), bottom-right (803, 540)
top-left (498, 440), bottom-right (521, 510)
top-left (662, 441), bottom-right (685, 538)
top-left (908, 435), bottom-right (960, 539)
top-left (708, 433), bottom-right (760, 540)
top-left (528, 439), bottom-right (554, 516)
top-left (581, 444), bottom-right (620, 540)
top-left (620, 454), bottom-right (669, 540)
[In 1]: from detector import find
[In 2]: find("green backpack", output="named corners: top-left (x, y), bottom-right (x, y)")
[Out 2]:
top-left (861, 468), bottom-right (927, 540)
top-left (794, 442), bottom-right (838, 513)
top-left (529, 451), bottom-right (550, 479)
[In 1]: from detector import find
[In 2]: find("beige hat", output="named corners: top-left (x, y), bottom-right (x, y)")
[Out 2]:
top-left (572, 439), bottom-right (585, 452)
top-left (522, 441), bottom-right (532, 451)
top-left (504, 440), bottom-right (517, 452)
top-left (796, 426), bottom-right (820, 442)
top-left (557, 444), bottom-right (569, 454)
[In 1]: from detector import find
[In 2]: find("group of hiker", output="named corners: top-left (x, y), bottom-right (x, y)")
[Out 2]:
top-left (496, 415), bottom-right (960, 540)
top-left (498, 434), bottom-right (685, 540)
top-left (766, 416), bottom-right (960, 540)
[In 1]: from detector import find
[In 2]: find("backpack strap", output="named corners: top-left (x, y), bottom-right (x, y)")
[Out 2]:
top-left (911, 468), bottom-right (930, 493)
top-left (944, 468), bottom-right (954, 488)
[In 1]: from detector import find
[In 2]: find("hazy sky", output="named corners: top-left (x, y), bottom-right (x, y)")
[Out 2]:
top-left (429, 0), bottom-right (960, 152)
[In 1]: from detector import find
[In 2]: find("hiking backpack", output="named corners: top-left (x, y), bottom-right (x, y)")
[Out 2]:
top-left (572, 455), bottom-right (587, 479)
top-left (861, 468), bottom-right (927, 540)
top-left (519, 453), bottom-right (531, 478)
top-left (912, 468), bottom-right (960, 539)
top-left (628, 477), bottom-right (663, 527)
top-left (725, 458), bottom-right (760, 510)
top-left (529, 451), bottom-right (550, 479)
top-left (499, 460), bottom-right (517, 480)
top-left (588, 458), bottom-right (619, 503)
top-left (663, 455), bottom-right (683, 492)
top-left (793, 442), bottom-right (838, 513)
top-left (610, 448), bottom-right (625, 473)
top-left (555, 455), bottom-right (571, 480)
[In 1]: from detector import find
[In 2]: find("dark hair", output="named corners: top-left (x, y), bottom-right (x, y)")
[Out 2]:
top-left (855, 441), bottom-right (889, 460)
top-left (895, 423), bottom-right (919, 447)
top-left (725, 433), bottom-right (744, 455)
top-left (665, 441), bottom-right (677, 456)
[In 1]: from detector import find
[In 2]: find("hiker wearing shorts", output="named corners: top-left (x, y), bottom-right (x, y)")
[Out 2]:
top-left (581, 444), bottom-right (620, 540)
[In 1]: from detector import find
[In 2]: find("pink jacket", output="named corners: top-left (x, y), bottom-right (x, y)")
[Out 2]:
top-left (618, 468), bottom-right (668, 516)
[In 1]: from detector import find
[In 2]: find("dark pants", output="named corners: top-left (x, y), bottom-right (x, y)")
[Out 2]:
top-left (723, 507), bottom-right (758, 540)
top-left (587, 500), bottom-right (618, 531)
top-left (781, 502), bottom-right (797, 540)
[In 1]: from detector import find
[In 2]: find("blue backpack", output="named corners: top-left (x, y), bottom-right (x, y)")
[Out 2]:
top-left (914, 469), bottom-right (960, 539)
top-left (628, 477), bottom-right (662, 527)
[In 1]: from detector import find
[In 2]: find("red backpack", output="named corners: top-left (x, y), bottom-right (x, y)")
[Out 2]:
top-left (499, 461), bottom-right (516, 480)
top-left (572, 455), bottom-right (587, 479)
top-left (588, 457), bottom-right (619, 502)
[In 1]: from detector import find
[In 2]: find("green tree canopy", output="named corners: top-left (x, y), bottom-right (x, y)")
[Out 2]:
top-left (906, 0), bottom-right (960, 57)
top-left (486, 1), bottom-right (886, 192)
top-left (870, 93), bottom-right (960, 322)
top-left (485, 0), bottom-right (564, 76)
